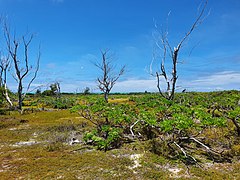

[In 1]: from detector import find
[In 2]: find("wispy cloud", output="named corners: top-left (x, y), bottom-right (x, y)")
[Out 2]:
top-left (181, 71), bottom-right (240, 91)
top-left (192, 71), bottom-right (240, 86)
top-left (8, 70), bottom-right (240, 93)
top-left (113, 78), bottom-right (157, 93)
top-left (58, 80), bottom-right (96, 93)
top-left (46, 63), bottom-right (57, 69)
top-left (112, 71), bottom-right (240, 92)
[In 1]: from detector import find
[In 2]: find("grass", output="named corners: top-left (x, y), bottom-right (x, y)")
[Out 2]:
top-left (0, 92), bottom-right (240, 179)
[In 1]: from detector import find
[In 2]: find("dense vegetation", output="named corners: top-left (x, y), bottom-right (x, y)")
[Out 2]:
top-left (0, 91), bottom-right (240, 179)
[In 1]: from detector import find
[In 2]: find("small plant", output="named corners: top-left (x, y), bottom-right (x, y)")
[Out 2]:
top-left (84, 127), bottom-right (122, 151)
top-left (45, 142), bottom-right (63, 152)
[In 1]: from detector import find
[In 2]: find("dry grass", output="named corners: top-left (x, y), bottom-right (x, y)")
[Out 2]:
top-left (0, 95), bottom-right (240, 179)
top-left (108, 98), bottom-right (129, 104)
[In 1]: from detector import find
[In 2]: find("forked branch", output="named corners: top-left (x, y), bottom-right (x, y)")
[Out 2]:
top-left (152, 0), bottom-right (208, 100)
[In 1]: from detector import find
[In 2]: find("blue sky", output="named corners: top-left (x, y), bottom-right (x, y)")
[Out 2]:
top-left (0, 0), bottom-right (240, 93)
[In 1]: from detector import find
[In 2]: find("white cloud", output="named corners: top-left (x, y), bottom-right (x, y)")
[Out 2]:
top-left (181, 71), bottom-right (240, 91)
top-left (7, 71), bottom-right (240, 93)
top-left (61, 71), bottom-right (240, 93)
top-left (192, 71), bottom-right (240, 86)
top-left (60, 81), bottom-right (96, 93)
top-left (112, 71), bottom-right (240, 93)
top-left (112, 78), bottom-right (158, 93)
top-left (40, 78), bottom-right (158, 93)
top-left (46, 63), bottom-right (56, 69)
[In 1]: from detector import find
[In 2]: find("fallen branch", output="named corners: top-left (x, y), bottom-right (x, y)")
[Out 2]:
top-left (179, 136), bottom-right (220, 155)
top-left (173, 141), bottom-right (187, 157)
top-left (179, 136), bottom-right (224, 163)
top-left (229, 116), bottom-right (240, 136)
top-left (173, 141), bottom-right (198, 165)
top-left (190, 137), bottom-right (210, 151)
top-left (130, 119), bottom-right (140, 137)
top-left (189, 137), bottom-right (220, 155)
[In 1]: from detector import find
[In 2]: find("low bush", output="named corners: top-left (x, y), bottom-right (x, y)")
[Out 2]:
top-left (71, 91), bottom-right (240, 165)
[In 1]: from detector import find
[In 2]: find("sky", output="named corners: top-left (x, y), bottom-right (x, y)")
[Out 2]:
top-left (0, 0), bottom-right (240, 93)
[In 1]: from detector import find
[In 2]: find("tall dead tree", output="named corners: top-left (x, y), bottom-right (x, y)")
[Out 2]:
top-left (95, 50), bottom-right (125, 103)
top-left (4, 23), bottom-right (40, 111)
top-left (151, 0), bottom-right (208, 100)
top-left (0, 54), bottom-right (13, 108)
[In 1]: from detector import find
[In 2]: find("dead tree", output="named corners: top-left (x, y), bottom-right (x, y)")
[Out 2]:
top-left (4, 23), bottom-right (40, 111)
top-left (95, 50), bottom-right (125, 103)
top-left (0, 56), bottom-right (5, 87)
top-left (0, 54), bottom-right (13, 108)
top-left (50, 81), bottom-right (61, 99)
top-left (151, 0), bottom-right (208, 100)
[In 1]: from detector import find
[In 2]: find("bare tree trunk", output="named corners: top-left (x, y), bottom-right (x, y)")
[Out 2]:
top-left (95, 50), bottom-right (125, 103)
top-left (0, 55), bottom-right (13, 108)
top-left (18, 80), bottom-right (23, 111)
top-left (104, 92), bottom-right (109, 103)
top-left (169, 49), bottom-right (178, 100)
top-left (4, 83), bottom-right (13, 108)
top-left (230, 116), bottom-right (240, 136)
top-left (0, 69), bottom-right (2, 87)
top-left (4, 21), bottom-right (40, 111)
top-left (152, 0), bottom-right (208, 101)
top-left (3, 68), bottom-right (13, 108)
top-left (56, 82), bottom-right (61, 99)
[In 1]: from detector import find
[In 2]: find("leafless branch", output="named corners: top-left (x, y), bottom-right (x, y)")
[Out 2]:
top-left (95, 49), bottom-right (125, 102)
top-left (152, 0), bottom-right (208, 100)
top-left (130, 119), bottom-right (140, 137)
top-left (173, 141), bottom-right (198, 164)
top-left (0, 54), bottom-right (13, 108)
top-left (177, 0), bottom-right (208, 51)
top-left (3, 21), bottom-right (41, 111)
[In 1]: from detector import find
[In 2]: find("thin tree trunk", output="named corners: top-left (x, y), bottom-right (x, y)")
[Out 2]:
top-left (104, 92), bottom-right (109, 103)
top-left (230, 117), bottom-right (240, 136)
top-left (4, 83), bottom-right (13, 108)
top-left (18, 80), bottom-right (23, 111)
top-left (169, 50), bottom-right (178, 100)
top-left (3, 67), bottom-right (13, 108)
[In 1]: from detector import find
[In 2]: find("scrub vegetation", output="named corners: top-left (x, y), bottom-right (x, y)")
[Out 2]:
top-left (0, 91), bottom-right (240, 179)
top-left (0, 1), bottom-right (239, 179)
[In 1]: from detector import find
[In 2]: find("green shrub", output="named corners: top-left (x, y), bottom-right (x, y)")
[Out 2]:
top-left (42, 90), bottom-right (54, 96)
top-left (84, 127), bottom-right (122, 151)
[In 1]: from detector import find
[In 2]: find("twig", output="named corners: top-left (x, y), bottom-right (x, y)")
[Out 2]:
top-left (190, 137), bottom-right (210, 151)
top-left (130, 119), bottom-right (140, 137)
top-left (78, 111), bottom-right (98, 126)
top-left (173, 141), bottom-right (187, 157)
top-left (190, 137), bottom-right (220, 154)
top-left (173, 141), bottom-right (199, 166)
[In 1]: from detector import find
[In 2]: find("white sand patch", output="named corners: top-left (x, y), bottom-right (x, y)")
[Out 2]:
top-left (128, 154), bottom-right (143, 173)
top-left (12, 139), bottom-right (39, 147)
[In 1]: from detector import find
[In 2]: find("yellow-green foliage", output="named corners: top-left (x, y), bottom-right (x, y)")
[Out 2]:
top-left (0, 92), bottom-right (240, 179)
top-left (108, 98), bottom-right (129, 103)
top-left (232, 145), bottom-right (240, 156)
